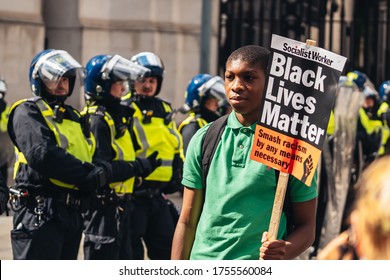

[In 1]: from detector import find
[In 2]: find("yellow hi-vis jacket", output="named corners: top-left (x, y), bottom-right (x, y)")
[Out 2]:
top-left (82, 105), bottom-right (136, 194)
top-left (131, 100), bottom-right (184, 182)
top-left (0, 104), bottom-right (10, 132)
top-left (359, 107), bottom-right (383, 155)
top-left (377, 102), bottom-right (390, 155)
top-left (178, 112), bottom-right (208, 133)
top-left (326, 110), bottom-right (335, 136)
top-left (11, 97), bottom-right (95, 190)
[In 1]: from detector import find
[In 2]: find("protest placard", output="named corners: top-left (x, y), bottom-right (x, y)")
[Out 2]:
top-left (250, 34), bottom-right (347, 186)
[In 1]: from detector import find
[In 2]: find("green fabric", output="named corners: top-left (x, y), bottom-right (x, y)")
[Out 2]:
top-left (182, 112), bottom-right (318, 260)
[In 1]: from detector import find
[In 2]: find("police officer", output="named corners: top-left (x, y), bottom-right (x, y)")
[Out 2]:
top-left (7, 49), bottom-right (109, 260)
top-left (178, 74), bottom-right (229, 154)
top-left (0, 76), bottom-right (13, 185)
top-left (0, 172), bottom-right (8, 215)
top-left (358, 85), bottom-right (382, 166)
top-left (347, 71), bottom-right (382, 167)
top-left (122, 51), bottom-right (184, 260)
top-left (0, 76), bottom-right (9, 130)
top-left (82, 54), bottom-right (161, 259)
top-left (377, 80), bottom-right (390, 156)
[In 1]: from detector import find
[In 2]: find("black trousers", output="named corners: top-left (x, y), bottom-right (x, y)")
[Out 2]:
top-left (11, 197), bottom-right (83, 260)
top-left (0, 163), bottom-right (8, 184)
top-left (130, 193), bottom-right (176, 260)
top-left (83, 197), bottom-right (133, 260)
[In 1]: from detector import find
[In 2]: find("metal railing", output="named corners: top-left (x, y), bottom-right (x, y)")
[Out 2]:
top-left (218, 0), bottom-right (390, 86)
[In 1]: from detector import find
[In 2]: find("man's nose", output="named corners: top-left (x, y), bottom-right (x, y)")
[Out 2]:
top-left (232, 78), bottom-right (244, 93)
top-left (58, 77), bottom-right (67, 86)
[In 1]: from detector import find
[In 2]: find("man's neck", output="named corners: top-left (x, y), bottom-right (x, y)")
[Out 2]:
top-left (235, 112), bottom-right (259, 127)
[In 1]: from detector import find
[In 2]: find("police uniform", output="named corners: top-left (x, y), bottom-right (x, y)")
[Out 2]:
top-left (128, 94), bottom-right (184, 260)
top-left (178, 113), bottom-right (207, 154)
top-left (356, 107), bottom-right (383, 166)
top-left (0, 171), bottom-right (8, 215)
top-left (7, 97), bottom-right (106, 259)
top-left (179, 106), bottom-right (224, 151)
top-left (0, 98), bottom-right (9, 131)
top-left (0, 94), bottom-right (12, 184)
top-left (82, 105), bottom-right (136, 260)
top-left (377, 101), bottom-right (390, 156)
top-left (178, 74), bottom-right (228, 155)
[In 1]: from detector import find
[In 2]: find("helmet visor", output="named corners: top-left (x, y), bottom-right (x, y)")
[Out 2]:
top-left (133, 52), bottom-right (164, 69)
top-left (199, 76), bottom-right (227, 107)
top-left (34, 50), bottom-right (85, 90)
top-left (0, 80), bottom-right (7, 93)
top-left (101, 55), bottom-right (150, 82)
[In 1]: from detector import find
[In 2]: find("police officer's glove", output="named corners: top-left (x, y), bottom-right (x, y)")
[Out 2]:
top-left (132, 151), bottom-right (162, 178)
top-left (79, 165), bottom-right (107, 194)
top-left (164, 153), bottom-right (184, 194)
top-left (0, 189), bottom-right (9, 215)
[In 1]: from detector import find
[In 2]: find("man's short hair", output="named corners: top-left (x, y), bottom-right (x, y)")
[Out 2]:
top-left (226, 45), bottom-right (270, 72)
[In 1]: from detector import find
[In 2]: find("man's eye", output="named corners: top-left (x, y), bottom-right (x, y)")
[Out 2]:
top-left (225, 75), bottom-right (233, 81)
top-left (244, 75), bottom-right (255, 82)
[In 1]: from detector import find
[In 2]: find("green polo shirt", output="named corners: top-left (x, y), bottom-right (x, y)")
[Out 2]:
top-left (182, 112), bottom-right (318, 260)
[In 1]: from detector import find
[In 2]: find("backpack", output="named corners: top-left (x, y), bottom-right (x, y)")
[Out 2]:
top-left (201, 114), bottom-right (295, 236)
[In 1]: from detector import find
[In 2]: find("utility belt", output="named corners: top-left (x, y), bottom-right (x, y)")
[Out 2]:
top-left (9, 185), bottom-right (82, 209)
top-left (9, 185), bottom-right (83, 227)
top-left (132, 187), bottom-right (161, 198)
top-left (95, 189), bottom-right (133, 207)
top-left (116, 193), bottom-right (133, 202)
top-left (55, 191), bottom-right (82, 207)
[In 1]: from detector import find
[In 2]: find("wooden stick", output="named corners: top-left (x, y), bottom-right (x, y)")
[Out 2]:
top-left (268, 171), bottom-right (290, 240)
top-left (267, 38), bottom-right (317, 241)
top-left (306, 39), bottom-right (317, 46)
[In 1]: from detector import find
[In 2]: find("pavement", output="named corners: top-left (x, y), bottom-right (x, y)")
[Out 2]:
top-left (0, 192), bottom-right (183, 260)
top-left (0, 215), bottom-right (13, 260)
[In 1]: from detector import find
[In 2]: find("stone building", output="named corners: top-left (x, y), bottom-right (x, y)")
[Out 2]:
top-left (0, 0), bottom-right (220, 112)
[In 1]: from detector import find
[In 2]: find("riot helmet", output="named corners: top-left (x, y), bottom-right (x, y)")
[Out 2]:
top-left (0, 77), bottom-right (7, 97)
top-left (346, 70), bottom-right (367, 90)
top-left (130, 52), bottom-right (164, 95)
top-left (378, 80), bottom-right (390, 102)
top-left (362, 85), bottom-right (380, 118)
top-left (181, 73), bottom-right (227, 113)
top-left (29, 49), bottom-right (85, 103)
top-left (84, 54), bottom-right (149, 103)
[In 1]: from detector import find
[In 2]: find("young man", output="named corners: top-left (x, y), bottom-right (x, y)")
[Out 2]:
top-left (7, 49), bottom-right (109, 259)
top-left (171, 45), bottom-right (318, 260)
top-left (82, 54), bottom-right (161, 259)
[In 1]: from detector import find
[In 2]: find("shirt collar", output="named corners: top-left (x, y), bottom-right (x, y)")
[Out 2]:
top-left (227, 112), bottom-right (257, 132)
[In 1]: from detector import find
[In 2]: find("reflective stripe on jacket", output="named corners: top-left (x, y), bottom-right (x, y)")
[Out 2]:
top-left (83, 105), bottom-right (136, 193)
top-left (178, 113), bottom-right (208, 133)
top-left (0, 105), bottom-right (10, 132)
top-left (131, 101), bottom-right (184, 182)
top-left (11, 97), bottom-right (95, 190)
top-left (377, 102), bottom-right (390, 155)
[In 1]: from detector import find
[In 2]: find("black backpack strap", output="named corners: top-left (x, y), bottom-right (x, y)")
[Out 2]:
top-left (201, 114), bottom-right (229, 189)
